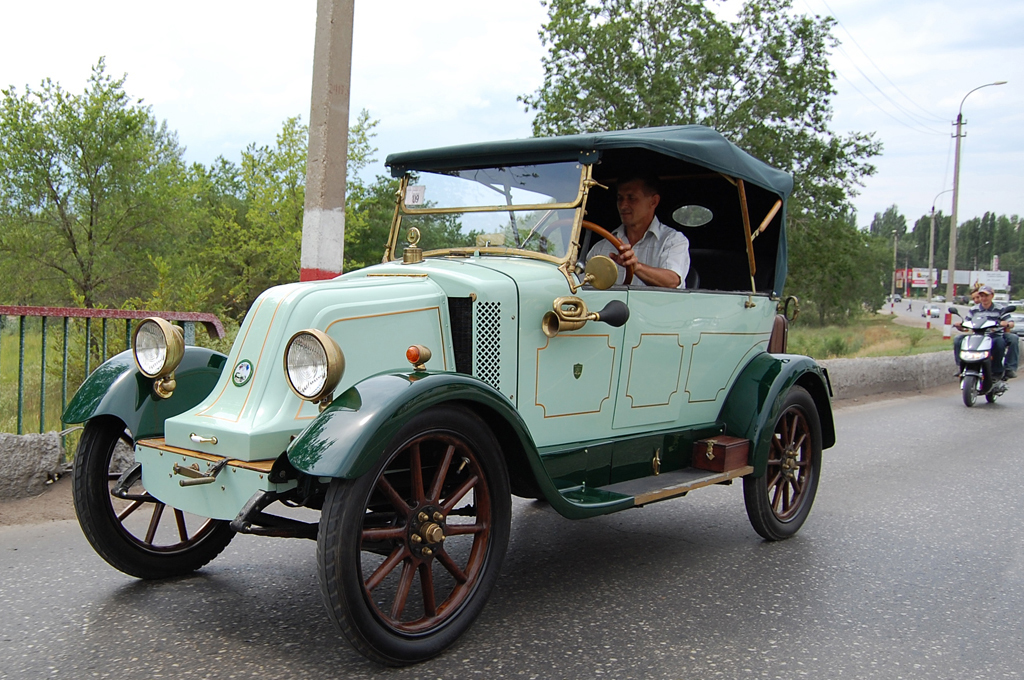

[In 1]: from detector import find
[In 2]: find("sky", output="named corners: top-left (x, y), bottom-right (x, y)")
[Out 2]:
top-left (1, 0), bottom-right (1020, 231)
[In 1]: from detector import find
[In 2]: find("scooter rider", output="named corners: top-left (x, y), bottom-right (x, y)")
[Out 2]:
top-left (953, 285), bottom-right (1015, 378)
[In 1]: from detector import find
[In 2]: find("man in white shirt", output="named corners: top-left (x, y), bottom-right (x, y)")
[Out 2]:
top-left (586, 175), bottom-right (690, 288)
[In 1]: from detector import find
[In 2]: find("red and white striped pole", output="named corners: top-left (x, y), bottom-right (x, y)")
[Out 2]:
top-left (943, 313), bottom-right (952, 339)
top-left (300, 0), bottom-right (355, 282)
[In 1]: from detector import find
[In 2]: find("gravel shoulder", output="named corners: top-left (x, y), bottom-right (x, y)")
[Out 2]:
top-left (0, 474), bottom-right (75, 527)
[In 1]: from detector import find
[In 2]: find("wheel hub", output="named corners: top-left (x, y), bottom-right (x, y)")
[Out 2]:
top-left (408, 508), bottom-right (446, 557)
top-left (781, 446), bottom-right (799, 479)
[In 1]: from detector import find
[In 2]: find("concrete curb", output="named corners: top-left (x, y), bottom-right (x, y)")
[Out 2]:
top-left (0, 432), bottom-right (63, 499)
top-left (819, 351), bottom-right (955, 400)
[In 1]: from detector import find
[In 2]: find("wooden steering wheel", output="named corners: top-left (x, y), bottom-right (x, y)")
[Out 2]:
top-left (582, 220), bottom-right (634, 285)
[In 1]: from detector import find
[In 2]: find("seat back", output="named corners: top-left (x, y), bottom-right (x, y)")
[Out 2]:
top-left (685, 266), bottom-right (700, 290)
top-left (768, 314), bottom-right (788, 353)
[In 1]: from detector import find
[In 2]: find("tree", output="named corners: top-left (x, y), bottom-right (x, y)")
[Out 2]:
top-left (520, 0), bottom-right (881, 217)
top-left (870, 204), bottom-right (910, 264)
top-left (869, 205), bottom-right (907, 239)
top-left (342, 110), bottom-right (400, 272)
top-left (185, 110), bottom-right (391, 319)
top-left (0, 59), bottom-right (186, 307)
top-left (909, 210), bottom-right (949, 272)
top-left (787, 211), bottom-right (889, 324)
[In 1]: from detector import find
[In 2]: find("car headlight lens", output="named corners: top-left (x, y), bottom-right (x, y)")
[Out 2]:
top-left (959, 350), bottom-right (987, 361)
top-left (284, 329), bottom-right (345, 401)
top-left (133, 318), bottom-right (184, 378)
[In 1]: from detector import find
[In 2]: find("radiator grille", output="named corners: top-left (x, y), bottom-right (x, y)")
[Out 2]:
top-left (474, 301), bottom-right (501, 390)
top-left (448, 297), bottom-right (473, 374)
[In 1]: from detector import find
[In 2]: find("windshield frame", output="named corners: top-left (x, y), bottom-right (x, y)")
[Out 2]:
top-left (384, 163), bottom-right (595, 266)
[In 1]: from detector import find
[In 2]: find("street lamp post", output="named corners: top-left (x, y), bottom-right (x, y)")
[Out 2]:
top-left (929, 188), bottom-right (953, 303)
top-left (890, 229), bottom-right (899, 314)
top-left (945, 80), bottom-right (1007, 302)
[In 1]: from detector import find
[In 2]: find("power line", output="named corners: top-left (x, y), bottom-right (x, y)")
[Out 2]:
top-left (832, 44), bottom-right (946, 134)
top-left (834, 67), bottom-right (944, 136)
top-left (815, 0), bottom-right (949, 125)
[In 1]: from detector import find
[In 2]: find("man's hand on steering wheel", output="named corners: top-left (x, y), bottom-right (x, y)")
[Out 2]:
top-left (582, 220), bottom-right (634, 285)
top-left (608, 241), bottom-right (638, 271)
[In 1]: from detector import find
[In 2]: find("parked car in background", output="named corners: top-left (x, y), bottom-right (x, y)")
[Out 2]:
top-left (954, 295), bottom-right (970, 305)
top-left (922, 304), bottom-right (942, 318)
top-left (933, 295), bottom-right (945, 303)
top-left (1010, 313), bottom-right (1024, 337)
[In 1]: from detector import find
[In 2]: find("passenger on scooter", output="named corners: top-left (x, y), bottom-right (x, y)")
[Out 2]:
top-left (969, 286), bottom-right (1020, 377)
top-left (953, 285), bottom-right (1014, 378)
top-left (967, 286), bottom-right (1019, 377)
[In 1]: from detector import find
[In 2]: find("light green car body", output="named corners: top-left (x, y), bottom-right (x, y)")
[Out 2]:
top-left (66, 255), bottom-right (831, 522)
top-left (64, 126), bottom-right (835, 525)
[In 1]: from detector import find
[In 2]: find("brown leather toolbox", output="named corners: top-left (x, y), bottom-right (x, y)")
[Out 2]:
top-left (692, 436), bottom-right (750, 472)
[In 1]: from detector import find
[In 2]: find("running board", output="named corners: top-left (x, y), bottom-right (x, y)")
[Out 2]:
top-left (601, 466), bottom-right (753, 506)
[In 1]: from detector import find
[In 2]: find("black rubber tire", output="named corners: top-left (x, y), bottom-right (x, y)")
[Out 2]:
top-left (963, 375), bottom-right (978, 407)
top-left (317, 405), bottom-right (511, 665)
top-left (743, 386), bottom-right (822, 541)
top-left (72, 416), bottom-right (234, 579)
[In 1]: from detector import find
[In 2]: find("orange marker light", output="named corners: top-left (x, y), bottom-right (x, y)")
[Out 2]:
top-left (406, 345), bottom-right (431, 371)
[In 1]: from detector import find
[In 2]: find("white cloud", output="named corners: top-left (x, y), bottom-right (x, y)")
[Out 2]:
top-left (0, 0), bottom-right (1020, 226)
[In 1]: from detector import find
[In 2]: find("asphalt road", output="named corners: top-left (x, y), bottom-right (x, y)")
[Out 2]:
top-left (3, 385), bottom-right (1024, 679)
top-left (884, 298), bottom-right (965, 328)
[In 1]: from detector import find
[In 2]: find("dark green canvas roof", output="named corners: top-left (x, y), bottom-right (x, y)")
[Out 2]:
top-left (386, 126), bottom-right (793, 296)
top-left (386, 125), bottom-right (793, 200)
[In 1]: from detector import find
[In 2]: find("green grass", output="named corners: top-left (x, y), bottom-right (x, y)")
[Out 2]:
top-left (0, 317), bottom-right (136, 458)
top-left (0, 316), bottom-right (232, 441)
top-left (789, 314), bottom-right (952, 359)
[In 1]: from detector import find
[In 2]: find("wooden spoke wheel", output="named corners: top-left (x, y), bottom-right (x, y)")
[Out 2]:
top-left (317, 406), bottom-right (510, 665)
top-left (743, 386), bottom-right (822, 541)
top-left (72, 416), bottom-right (234, 579)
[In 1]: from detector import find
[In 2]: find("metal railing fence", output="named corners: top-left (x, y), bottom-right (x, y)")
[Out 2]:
top-left (0, 306), bottom-right (225, 435)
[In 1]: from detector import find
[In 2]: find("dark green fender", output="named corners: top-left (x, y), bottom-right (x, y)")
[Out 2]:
top-left (287, 371), bottom-right (583, 513)
top-left (718, 352), bottom-right (836, 477)
top-left (62, 348), bottom-right (228, 439)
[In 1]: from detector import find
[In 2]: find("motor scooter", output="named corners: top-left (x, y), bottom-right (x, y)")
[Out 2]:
top-left (950, 305), bottom-right (1016, 407)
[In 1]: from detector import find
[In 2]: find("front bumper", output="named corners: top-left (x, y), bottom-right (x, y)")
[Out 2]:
top-left (135, 439), bottom-right (297, 521)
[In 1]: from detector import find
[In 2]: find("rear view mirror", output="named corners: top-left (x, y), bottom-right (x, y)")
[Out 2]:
top-left (583, 255), bottom-right (618, 290)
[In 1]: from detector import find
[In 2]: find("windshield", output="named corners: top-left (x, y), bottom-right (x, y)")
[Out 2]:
top-left (392, 161), bottom-right (587, 261)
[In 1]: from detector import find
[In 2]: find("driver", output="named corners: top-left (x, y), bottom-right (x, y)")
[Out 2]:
top-left (953, 285), bottom-right (1014, 378)
top-left (586, 174), bottom-right (690, 288)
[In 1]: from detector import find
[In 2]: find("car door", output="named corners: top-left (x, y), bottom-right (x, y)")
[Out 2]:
top-left (611, 289), bottom-right (775, 431)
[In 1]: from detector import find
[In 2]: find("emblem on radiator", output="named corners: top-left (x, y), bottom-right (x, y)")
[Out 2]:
top-left (232, 359), bottom-right (254, 387)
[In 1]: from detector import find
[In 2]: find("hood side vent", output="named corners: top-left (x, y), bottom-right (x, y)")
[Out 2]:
top-left (475, 301), bottom-right (501, 390)
top-left (448, 297), bottom-right (473, 374)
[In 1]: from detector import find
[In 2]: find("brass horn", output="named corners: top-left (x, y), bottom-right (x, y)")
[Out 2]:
top-left (542, 296), bottom-right (593, 338)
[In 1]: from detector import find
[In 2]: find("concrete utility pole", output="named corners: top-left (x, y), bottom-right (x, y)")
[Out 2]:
top-left (929, 189), bottom-right (952, 303)
top-left (890, 230), bottom-right (898, 313)
top-left (944, 80), bottom-right (1007, 301)
top-left (301, 0), bottom-right (356, 281)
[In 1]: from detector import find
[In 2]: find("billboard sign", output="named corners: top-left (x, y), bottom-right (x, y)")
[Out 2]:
top-left (939, 269), bottom-right (1010, 290)
top-left (910, 268), bottom-right (938, 288)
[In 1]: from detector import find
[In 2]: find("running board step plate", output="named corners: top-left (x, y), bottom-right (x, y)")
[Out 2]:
top-left (601, 466), bottom-right (753, 506)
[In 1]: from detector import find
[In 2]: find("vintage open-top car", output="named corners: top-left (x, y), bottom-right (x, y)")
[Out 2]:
top-left (64, 125), bottom-right (835, 665)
